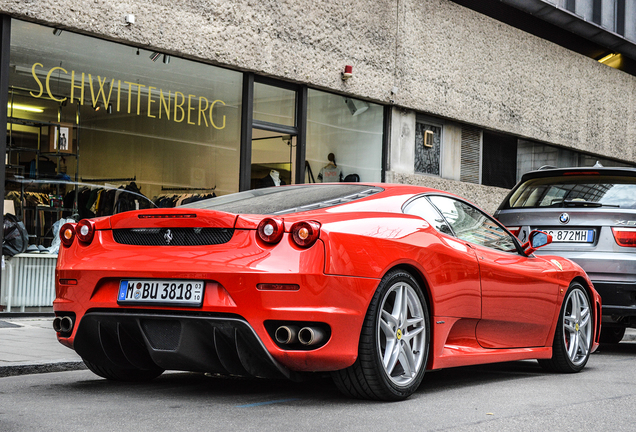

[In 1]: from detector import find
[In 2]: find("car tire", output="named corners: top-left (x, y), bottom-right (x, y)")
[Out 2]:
top-left (332, 269), bottom-right (430, 400)
top-left (538, 282), bottom-right (592, 373)
top-left (599, 326), bottom-right (626, 344)
top-left (83, 359), bottom-right (164, 382)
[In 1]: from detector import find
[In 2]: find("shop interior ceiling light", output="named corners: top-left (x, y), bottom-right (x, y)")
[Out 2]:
top-left (125, 14), bottom-right (135, 24)
top-left (7, 103), bottom-right (44, 113)
top-left (52, 28), bottom-right (62, 36)
top-left (163, 54), bottom-right (170, 64)
top-left (150, 52), bottom-right (161, 62)
top-left (345, 98), bottom-right (369, 116)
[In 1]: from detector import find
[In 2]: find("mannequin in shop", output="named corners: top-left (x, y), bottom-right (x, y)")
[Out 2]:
top-left (259, 169), bottom-right (287, 188)
top-left (317, 153), bottom-right (343, 183)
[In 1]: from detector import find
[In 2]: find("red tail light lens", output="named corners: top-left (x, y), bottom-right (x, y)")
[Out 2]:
top-left (76, 219), bottom-right (95, 244)
top-left (257, 217), bottom-right (285, 244)
top-left (60, 223), bottom-right (76, 247)
top-left (506, 226), bottom-right (521, 237)
top-left (612, 227), bottom-right (636, 247)
top-left (290, 221), bottom-right (321, 248)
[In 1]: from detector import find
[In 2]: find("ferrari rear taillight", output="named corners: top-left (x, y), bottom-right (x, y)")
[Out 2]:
top-left (76, 219), bottom-right (95, 244)
top-left (506, 226), bottom-right (521, 237)
top-left (612, 227), bottom-right (636, 247)
top-left (60, 223), bottom-right (76, 247)
top-left (257, 217), bottom-right (285, 244)
top-left (291, 221), bottom-right (321, 248)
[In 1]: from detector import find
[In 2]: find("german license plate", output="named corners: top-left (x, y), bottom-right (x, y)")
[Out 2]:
top-left (117, 279), bottom-right (204, 306)
top-left (545, 229), bottom-right (594, 243)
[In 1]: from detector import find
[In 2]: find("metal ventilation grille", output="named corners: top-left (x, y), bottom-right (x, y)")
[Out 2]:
top-left (113, 228), bottom-right (234, 246)
top-left (460, 126), bottom-right (482, 184)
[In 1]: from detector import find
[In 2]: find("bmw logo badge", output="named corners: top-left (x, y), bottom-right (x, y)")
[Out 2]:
top-left (559, 213), bottom-right (570, 224)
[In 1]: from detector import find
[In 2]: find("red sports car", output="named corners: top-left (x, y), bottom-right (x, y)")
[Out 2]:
top-left (53, 183), bottom-right (601, 400)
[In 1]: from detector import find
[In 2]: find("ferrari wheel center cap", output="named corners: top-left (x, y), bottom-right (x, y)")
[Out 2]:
top-left (396, 328), bottom-right (402, 340)
top-left (575, 323), bottom-right (579, 332)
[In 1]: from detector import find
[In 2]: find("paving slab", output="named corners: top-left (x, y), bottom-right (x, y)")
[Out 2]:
top-left (0, 316), bottom-right (84, 377)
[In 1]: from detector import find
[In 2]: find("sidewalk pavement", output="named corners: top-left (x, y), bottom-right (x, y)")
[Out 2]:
top-left (0, 315), bottom-right (85, 377)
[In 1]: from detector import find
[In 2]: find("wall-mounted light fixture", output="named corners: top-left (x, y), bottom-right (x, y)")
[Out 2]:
top-left (149, 52), bottom-right (161, 62)
top-left (598, 52), bottom-right (622, 69)
top-left (342, 65), bottom-right (353, 80)
top-left (423, 130), bottom-right (434, 148)
top-left (125, 14), bottom-right (135, 25)
top-left (52, 28), bottom-right (63, 36)
top-left (163, 54), bottom-right (170, 64)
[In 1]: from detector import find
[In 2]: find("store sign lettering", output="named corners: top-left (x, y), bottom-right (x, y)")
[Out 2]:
top-left (28, 63), bottom-right (226, 129)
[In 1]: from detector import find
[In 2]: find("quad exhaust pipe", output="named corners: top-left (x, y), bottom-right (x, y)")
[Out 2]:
top-left (298, 327), bottom-right (325, 346)
top-left (275, 325), bottom-right (326, 346)
top-left (53, 316), bottom-right (74, 333)
top-left (275, 325), bottom-right (299, 344)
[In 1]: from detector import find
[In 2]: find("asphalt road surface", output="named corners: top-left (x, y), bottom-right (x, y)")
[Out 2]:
top-left (1, 341), bottom-right (635, 432)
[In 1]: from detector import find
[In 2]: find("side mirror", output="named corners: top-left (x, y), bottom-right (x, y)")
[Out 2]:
top-left (522, 230), bottom-right (552, 255)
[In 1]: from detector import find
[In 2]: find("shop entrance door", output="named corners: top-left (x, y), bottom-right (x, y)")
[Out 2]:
top-left (241, 78), bottom-right (305, 191)
top-left (250, 130), bottom-right (296, 189)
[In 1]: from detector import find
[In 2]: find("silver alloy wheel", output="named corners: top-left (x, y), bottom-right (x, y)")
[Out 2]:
top-left (562, 288), bottom-right (592, 366)
top-left (377, 281), bottom-right (427, 386)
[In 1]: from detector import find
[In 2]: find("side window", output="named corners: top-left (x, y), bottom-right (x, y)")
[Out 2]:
top-left (428, 196), bottom-right (517, 253)
top-left (403, 196), bottom-right (453, 235)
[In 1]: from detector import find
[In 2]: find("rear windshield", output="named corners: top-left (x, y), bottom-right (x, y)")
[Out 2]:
top-left (502, 175), bottom-right (636, 209)
top-left (180, 184), bottom-right (383, 215)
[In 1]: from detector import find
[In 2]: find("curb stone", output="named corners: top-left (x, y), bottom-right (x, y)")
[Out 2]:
top-left (0, 361), bottom-right (86, 378)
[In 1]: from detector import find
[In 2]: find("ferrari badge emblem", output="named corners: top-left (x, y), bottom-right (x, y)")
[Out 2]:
top-left (550, 259), bottom-right (563, 271)
top-left (575, 323), bottom-right (579, 332)
top-left (559, 213), bottom-right (570, 224)
top-left (396, 329), bottom-right (402, 340)
top-left (164, 229), bottom-right (173, 244)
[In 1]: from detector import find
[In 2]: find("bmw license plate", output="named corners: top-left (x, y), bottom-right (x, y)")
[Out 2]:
top-left (545, 229), bottom-right (594, 243)
top-left (118, 279), bottom-right (204, 306)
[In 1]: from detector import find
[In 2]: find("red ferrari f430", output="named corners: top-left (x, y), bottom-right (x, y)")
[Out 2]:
top-left (54, 184), bottom-right (601, 400)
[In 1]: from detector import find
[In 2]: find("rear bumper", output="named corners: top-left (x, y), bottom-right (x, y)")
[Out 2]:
top-left (74, 310), bottom-right (296, 380)
top-left (592, 281), bottom-right (636, 319)
top-left (54, 270), bottom-right (380, 373)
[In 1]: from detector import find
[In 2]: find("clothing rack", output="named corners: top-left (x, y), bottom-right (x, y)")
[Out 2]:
top-left (305, 161), bottom-right (315, 183)
top-left (80, 176), bottom-right (136, 182)
top-left (161, 186), bottom-right (216, 191)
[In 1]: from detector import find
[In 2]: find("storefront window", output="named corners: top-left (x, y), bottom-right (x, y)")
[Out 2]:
top-left (6, 19), bottom-right (242, 243)
top-left (306, 90), bottom-right (383, 183)
top-left (253, 83), bottom-right (295, 126)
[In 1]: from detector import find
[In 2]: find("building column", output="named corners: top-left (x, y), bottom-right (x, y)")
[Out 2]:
top-left (625, 0), bottom-right (636, 41)
top-left (575, 0), bottom-right (594, 20)
top-left (601, 0), bottom-right (616, 31)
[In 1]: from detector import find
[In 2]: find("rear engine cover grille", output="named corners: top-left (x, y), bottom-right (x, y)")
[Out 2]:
top-left (113, 228), bottom-right (234, 246)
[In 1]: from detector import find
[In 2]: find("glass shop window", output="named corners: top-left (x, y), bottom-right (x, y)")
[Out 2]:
top-left (5, 19), bottom-right (243, 247)
top-left (305, 89), bottom-right (383, 183)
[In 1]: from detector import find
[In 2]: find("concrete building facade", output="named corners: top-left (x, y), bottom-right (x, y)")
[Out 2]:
top-left (2, 0), bottom-right (636, 310)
